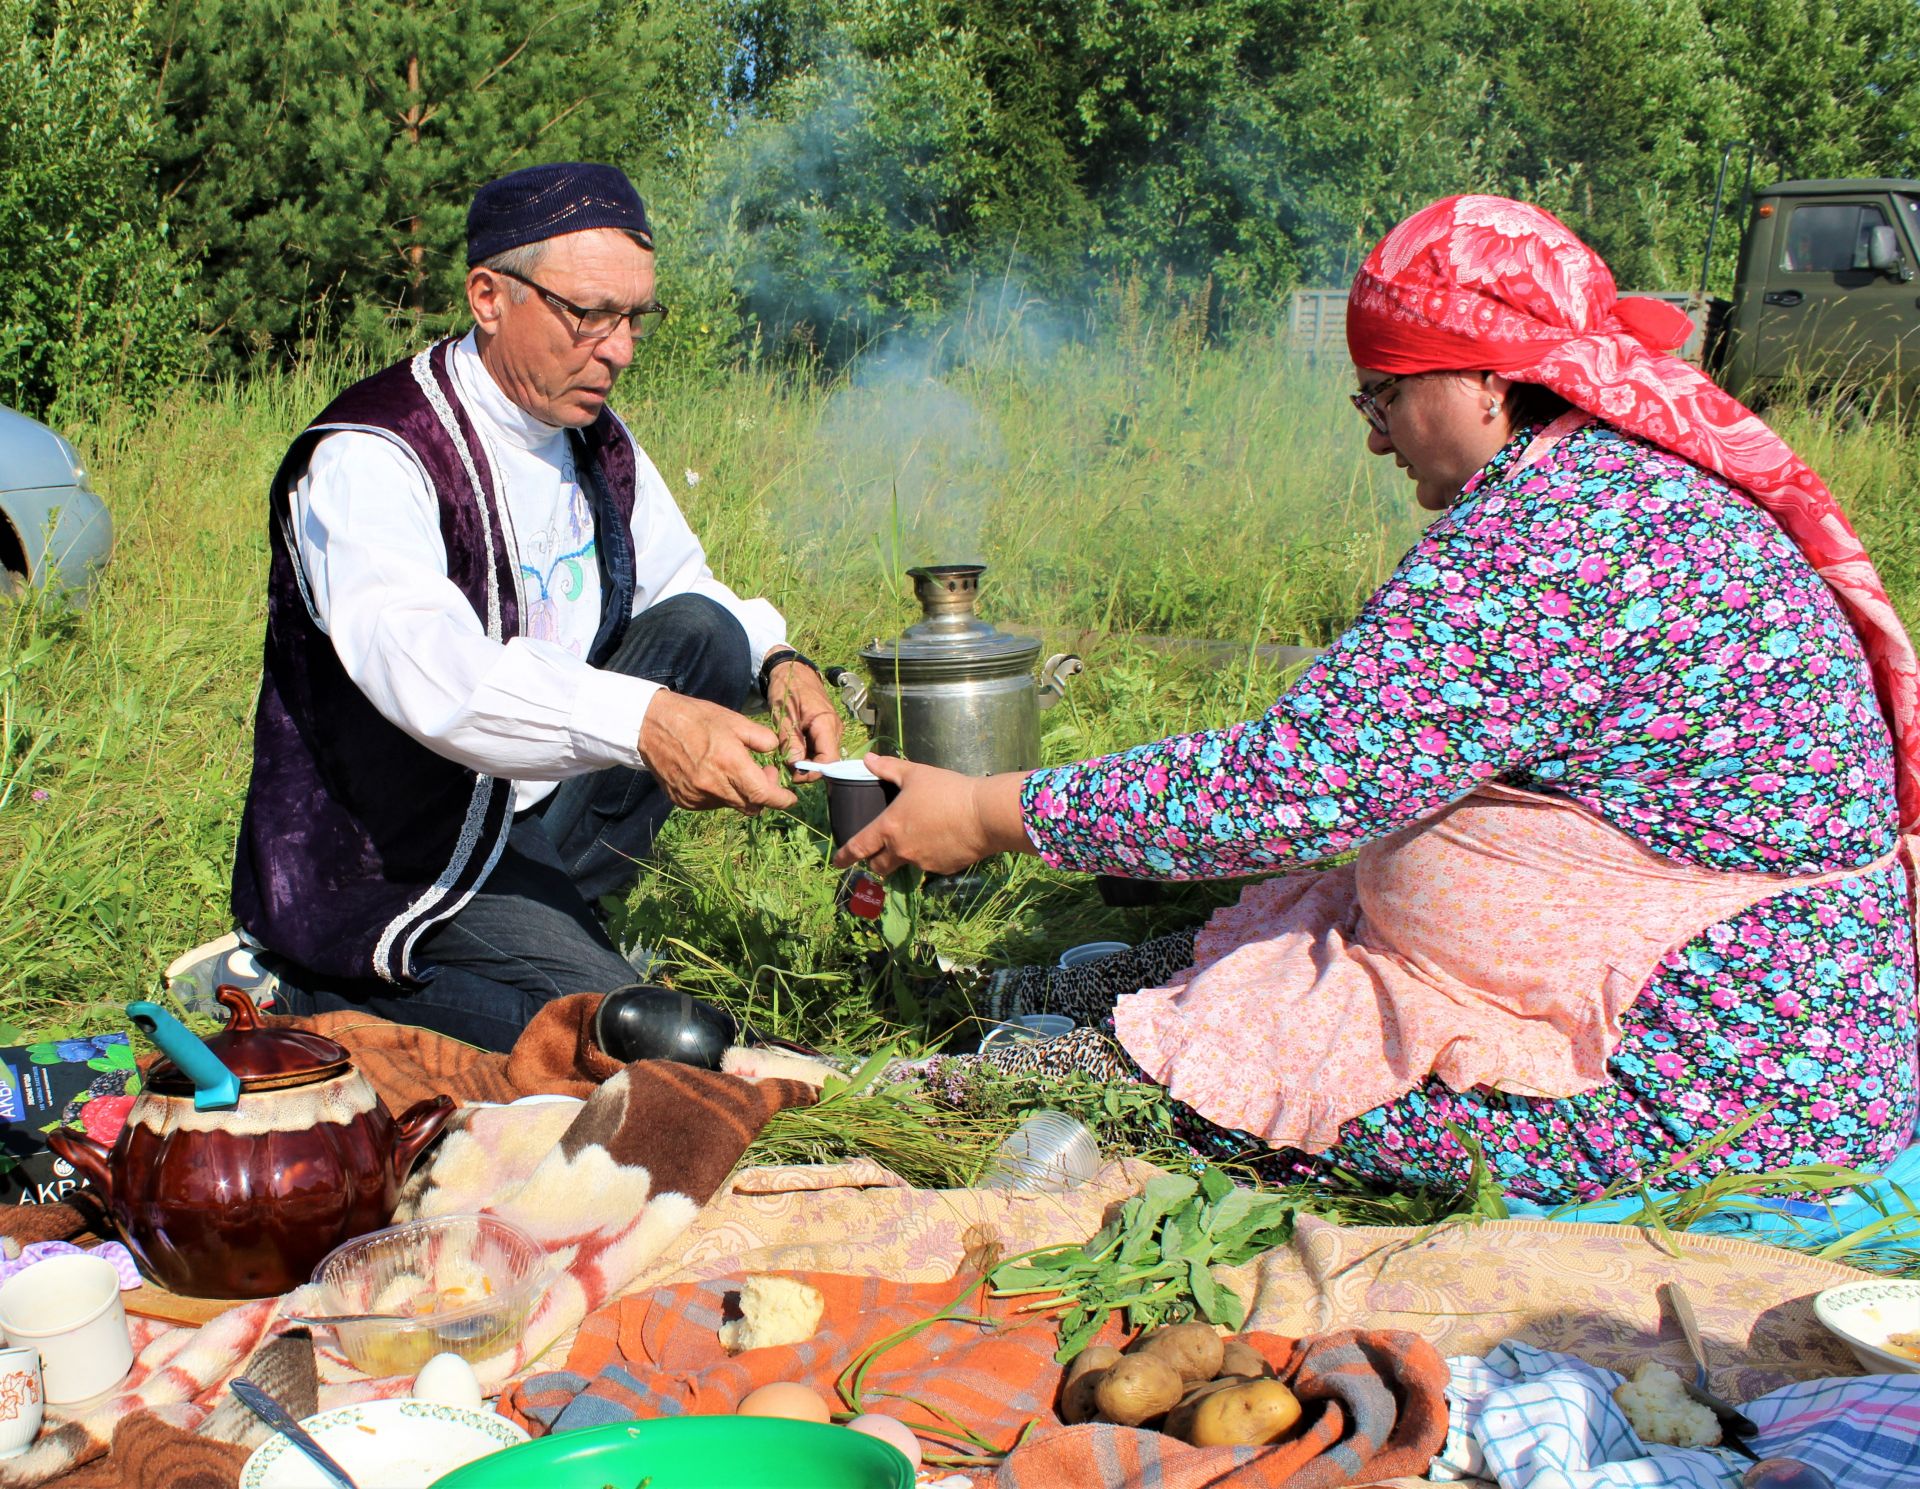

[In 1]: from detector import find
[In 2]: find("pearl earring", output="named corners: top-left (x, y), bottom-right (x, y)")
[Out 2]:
top-left (1486, 397), bottom-right (1502, 415)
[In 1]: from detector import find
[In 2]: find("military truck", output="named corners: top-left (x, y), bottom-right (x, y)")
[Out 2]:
top-left (1287, 177), bottom-right (1920, 408)
top-left (1703, 178), bottom-right (1919, 408)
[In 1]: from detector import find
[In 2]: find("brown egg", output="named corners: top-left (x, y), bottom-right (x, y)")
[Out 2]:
top-left (737, 1381), bottom-right (833, 1424)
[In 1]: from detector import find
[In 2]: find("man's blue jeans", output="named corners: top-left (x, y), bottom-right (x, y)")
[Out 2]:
top-left (269, 593), bottom-right (751, 1051)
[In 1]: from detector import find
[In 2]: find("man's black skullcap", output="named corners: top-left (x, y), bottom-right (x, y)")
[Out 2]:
top-left (466, 163), bottom-right (653, 266)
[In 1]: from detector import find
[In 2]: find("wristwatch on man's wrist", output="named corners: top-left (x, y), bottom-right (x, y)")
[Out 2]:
top-left (757, 647), bottom-right (820, 696)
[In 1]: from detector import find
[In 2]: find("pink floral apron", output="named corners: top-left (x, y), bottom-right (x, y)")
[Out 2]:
top-left (1114, 416), bottom-right (1920, 1153)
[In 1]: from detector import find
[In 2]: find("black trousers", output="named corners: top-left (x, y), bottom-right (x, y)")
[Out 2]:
top-left (270, 593), bottom-right (750, 1051)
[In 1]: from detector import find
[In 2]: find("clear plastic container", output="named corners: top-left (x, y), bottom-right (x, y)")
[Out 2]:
top-left (980, 1110), bottom-right (1102, 1193)
top-left (1056, 940), bottom-right (1130, 970)
top-left (308, 1214), bottom-right (545, 1377)
top-left (977, 1012), bottom-right (1076, 1052)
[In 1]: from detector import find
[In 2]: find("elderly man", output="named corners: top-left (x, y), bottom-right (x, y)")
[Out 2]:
top-left (230, 162), bottom-right (840, 1050)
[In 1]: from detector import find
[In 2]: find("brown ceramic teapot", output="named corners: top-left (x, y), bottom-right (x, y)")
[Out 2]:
top-left (49, 986), bottom-right (452, 1299)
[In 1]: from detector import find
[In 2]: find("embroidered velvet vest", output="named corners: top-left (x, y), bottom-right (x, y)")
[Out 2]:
top-left (231, 339), bottom-right (640, 982)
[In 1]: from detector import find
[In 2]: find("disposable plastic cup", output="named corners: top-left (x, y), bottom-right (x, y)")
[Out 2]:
top-left (981, 1110), bottom-right (1102, 1193)
top-left (977, 1013), bottom-right (1076, 1054)
top-left (1057, 940), bottom-right (1130, 970)
top-left (814, 760), bottom-right (900, 850)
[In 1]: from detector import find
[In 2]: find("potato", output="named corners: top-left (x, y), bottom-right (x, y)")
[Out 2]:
top-left (1058, 1345), bottom-right (1121, 1425)
top-left (1218, 1339), bottom-right (1271, 1380)
top-left (1129, 1322), bottom-right (1225, 1384)
top-left (1066, 1344), bottom-right (1122, 1384)
top-left (1162, 1375), bottom-right (1255, 1442)
top-left (1180, 1380), bottom-right (1304, 1447)
top-left (1093, 1354), bottom-right (1183, 1427)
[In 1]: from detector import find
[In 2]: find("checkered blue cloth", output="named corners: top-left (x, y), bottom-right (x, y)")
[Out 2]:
top-left (1430, 1340), bottom-right (1920, 1487)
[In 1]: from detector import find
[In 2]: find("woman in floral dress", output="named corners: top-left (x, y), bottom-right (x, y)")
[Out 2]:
top-left (840, 195), bottom-right (1920, 1204)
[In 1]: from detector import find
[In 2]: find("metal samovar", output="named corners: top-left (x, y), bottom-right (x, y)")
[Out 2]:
top-left (832, 564), bottom-right (1082, 776)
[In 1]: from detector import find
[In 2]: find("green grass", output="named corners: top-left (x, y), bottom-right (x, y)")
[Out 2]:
top-left (7, 320), bottom-right (1920, 1252)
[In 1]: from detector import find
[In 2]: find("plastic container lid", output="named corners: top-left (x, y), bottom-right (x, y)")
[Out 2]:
top-left (425, 1415), bottom-right (915, 1488)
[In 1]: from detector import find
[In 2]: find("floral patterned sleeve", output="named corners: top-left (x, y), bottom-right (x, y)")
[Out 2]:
top-left (1021, 436), bottom-right (1618, 878)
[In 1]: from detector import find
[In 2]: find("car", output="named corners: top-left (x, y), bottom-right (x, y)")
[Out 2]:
top-left (0, 403), bottom-right (113, 603)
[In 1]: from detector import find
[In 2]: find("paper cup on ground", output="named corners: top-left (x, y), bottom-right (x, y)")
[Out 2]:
top-left (1057, 940), bottom-right (1130, 970)
top-left (981, 1111), bottom-right (1101, 1193)
top-left (0, 1255), bottom-right (132, 1404)
top-left (0, 1346), bottom-right (42, 1459)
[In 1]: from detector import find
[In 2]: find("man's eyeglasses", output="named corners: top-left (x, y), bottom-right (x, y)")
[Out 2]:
top-left (1349, 374), bottom-right (1404, 436)
top-left (490, 266), bottom-right (669, 342)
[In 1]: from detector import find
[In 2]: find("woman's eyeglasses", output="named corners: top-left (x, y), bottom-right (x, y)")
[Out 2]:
top-left (490, 266), bottom-right (670, 342)
top-left (1349, 374), bottom-right (1403, 436)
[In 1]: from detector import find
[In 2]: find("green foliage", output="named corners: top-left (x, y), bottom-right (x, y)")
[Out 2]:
top-left (0, 0), bottom-right (200, 419)
top-left (144, 0), bottom-right (745, 369)
top-left (989, 1167), bottom-right (1298, 1358)
top-left (709, 0), bottom-right (1920, 343)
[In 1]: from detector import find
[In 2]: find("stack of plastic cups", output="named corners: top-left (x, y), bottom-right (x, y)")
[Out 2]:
top-left (981, 1110), bottom-right (1103, 1192)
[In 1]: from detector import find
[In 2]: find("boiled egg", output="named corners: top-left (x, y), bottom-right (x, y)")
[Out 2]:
top-left (847, 1412), bottom-right (922, 1468)
top-left (411, 1352), bottom-right (483, 1411)
top-left (737, 1381), bottom-right (832, 1423)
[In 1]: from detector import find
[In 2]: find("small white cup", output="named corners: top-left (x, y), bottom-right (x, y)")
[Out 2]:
top-left (0, 1255), bottom-right (132, 1405)
top-left (0, 1346), bottom-right (43, 1458)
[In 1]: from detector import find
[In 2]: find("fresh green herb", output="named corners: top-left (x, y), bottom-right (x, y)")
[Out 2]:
top-left (988, 1167), bottom-right (1296, 1362)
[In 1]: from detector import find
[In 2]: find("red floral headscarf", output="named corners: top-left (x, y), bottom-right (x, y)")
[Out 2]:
top-left (1348, 193), bottom-right (1920, 831)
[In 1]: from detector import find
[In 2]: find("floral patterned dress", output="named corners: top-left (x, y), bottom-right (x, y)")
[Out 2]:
top-left (1020, 422), bottom-right (1918, 1203)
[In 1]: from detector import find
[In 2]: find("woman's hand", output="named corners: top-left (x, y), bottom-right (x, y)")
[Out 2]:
top-left (831, 756), bottom-right (1037, 875)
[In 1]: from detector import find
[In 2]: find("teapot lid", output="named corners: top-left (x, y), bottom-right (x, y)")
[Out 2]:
top-left (147, 986), bottom-right (350, 1093)
top-left (858, 563), bottom-right (1041, 679)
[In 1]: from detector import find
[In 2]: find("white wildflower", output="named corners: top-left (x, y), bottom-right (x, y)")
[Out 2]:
top-left (684, 469), bottom-right (701, 487)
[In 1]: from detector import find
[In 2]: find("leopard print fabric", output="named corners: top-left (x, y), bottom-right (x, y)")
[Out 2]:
top-left (925, 932), bottom-right (1321, 1177)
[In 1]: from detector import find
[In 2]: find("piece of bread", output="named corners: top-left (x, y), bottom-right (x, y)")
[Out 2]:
top-left (718, 1275), bottom-right (827, 1353)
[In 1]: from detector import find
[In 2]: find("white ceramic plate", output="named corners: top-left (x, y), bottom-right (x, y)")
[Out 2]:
top-left (1813, 1279), bottom-right (1920, 1373)
top-left (238, 1399), bottom-right (528, 1489)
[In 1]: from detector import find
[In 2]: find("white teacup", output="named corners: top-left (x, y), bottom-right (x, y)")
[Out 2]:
top-left (0, 1255), bottom-right (132, 1405)
top-left (0, 1346), bottom-right (43, 1458)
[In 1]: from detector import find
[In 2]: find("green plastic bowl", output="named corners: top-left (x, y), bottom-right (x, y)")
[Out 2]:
top-left (428, 1416), bottom-right (916, 1489)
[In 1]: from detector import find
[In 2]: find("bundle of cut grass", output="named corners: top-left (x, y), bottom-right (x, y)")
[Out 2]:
top-left (744, 1048), bottom-right (1013, 1190)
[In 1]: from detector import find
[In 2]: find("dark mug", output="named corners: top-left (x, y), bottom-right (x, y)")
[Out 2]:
top-left (824, 769), bottom-right (900, 850)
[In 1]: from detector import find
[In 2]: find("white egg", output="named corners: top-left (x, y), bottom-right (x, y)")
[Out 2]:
top-left (411, 1352), bottom-right (483, 1411)
top-left (847, 1413), bottom-right (922, 1469)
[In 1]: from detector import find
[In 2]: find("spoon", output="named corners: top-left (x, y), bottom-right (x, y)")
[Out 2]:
top-left (284, 1310), bottom-right (410, 1328)
top-left (229, 1377), bottom-right (361, 1489)
top-left (1743, 1459), bottom-right (1837, 1489)
top-left (1660, 1281), bottom-right (1760, 1457)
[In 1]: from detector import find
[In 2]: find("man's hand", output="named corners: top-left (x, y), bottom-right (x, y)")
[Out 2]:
top-left (831, 755), bottom-right (1036, 875)
top-left (766, 660), bottom-right (844, 774)
top-left (639, 691), bottom-right (797, 814)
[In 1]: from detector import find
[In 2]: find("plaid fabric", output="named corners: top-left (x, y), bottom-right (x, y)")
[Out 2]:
top-left (1433, 1339), bottom-right (1920, 1488)
top-left (500, 1271), bottom-right (1450, 1489)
